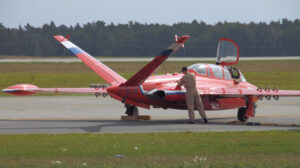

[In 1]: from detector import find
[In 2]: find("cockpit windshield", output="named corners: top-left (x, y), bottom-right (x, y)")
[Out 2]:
top-left (209, 64), bottom-right (223, 79)
top-left (188, 63), bottom-right (206, 76)
top-left (188, 63), bottom-right (246, 82)
top-left (239, 71), bottom-right (247, 82)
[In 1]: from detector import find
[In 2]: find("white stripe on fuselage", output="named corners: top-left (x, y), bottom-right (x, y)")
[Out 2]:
top-left (139, 85), bottom-right (186, 95)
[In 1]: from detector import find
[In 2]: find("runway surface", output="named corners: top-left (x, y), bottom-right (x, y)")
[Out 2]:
top-left (0, 96), bottom-right (299, 134)
top-left (1, 56), bottom-right (300, 62)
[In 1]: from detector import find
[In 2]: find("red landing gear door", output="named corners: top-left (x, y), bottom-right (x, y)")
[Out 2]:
top-left (216, 38), bottom-right (239, 66)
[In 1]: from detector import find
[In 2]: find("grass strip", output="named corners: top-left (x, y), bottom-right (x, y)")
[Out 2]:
top-left (0, 131), bottom-right (299, 167)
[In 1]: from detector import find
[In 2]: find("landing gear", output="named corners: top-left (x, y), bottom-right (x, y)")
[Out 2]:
top-left (237, 96), bottom-right (257, 122)
top-left (237, 107), bottom-right (248, 122)
top-left (125, 104), bottom-right (139, 116)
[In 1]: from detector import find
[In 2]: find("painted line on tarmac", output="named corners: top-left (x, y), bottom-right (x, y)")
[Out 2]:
top-left (227, 120), bottom-right (300, 127)
top-left (0, 117), bottom-right (119, 121)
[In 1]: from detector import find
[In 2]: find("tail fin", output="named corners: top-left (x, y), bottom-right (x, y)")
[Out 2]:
top-left (122, 35), bottom-right (190, 86)
top-left (54, 35), bottom-right (126, 85)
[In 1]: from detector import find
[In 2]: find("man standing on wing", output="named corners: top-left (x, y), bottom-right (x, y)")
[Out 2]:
top-left (178, 67), bottom-right (208, 124)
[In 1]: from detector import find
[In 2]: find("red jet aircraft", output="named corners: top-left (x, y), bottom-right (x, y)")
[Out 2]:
top-left (3, 35), bottom-right (300, 122)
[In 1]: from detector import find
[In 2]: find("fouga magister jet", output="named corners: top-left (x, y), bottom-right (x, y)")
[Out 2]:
top-left (3, 35), bottom-right (300, 122)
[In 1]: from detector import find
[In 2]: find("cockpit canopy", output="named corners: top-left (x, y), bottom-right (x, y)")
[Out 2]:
top-left (188, 63), bottom-right (246, 81)
top-left (216, 38), bottom-right (239, 66)
top-left (188, 63), bottom-right (207, 76)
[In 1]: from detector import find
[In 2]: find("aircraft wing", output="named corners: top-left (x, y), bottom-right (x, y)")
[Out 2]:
top-left (54, 35), bottom-right (126, 85)
top-left (34, 88), bottom-right (106, 94)
top-left (201, 87), bottom-right (300, 98)
top-left (2, 84), bottom-right (107, 96)
top-left (122, 35), bottom-right (190, 86)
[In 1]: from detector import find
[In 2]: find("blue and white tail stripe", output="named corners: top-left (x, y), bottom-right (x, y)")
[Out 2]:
top-left (54, 35), bottom-right (126, 85)
top-left (61, 41), bottom-right (85, 55)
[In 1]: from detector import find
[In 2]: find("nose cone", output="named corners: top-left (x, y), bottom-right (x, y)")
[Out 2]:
top-left (2, 84), bottom-right (39, 96)
top-left (106, 85), bottom-right (119, 95)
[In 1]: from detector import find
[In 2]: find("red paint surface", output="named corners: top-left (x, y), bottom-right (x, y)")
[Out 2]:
top-left (3, 35), bottom-right (300, 121)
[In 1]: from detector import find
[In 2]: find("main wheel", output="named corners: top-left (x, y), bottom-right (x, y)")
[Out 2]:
top-left (125, 104), bottom-right (139, 116)
top-left (237, 107), bottom-right (248, 122)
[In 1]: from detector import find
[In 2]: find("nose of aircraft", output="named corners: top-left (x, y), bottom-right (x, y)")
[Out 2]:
top-left (106, 85), bottom-right (119, 95)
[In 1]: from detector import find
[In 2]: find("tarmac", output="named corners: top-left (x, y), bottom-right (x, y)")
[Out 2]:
top-left (0, 96), bottom-right (299, 134)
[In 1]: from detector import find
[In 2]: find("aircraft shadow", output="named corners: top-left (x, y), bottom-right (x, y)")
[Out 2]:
top-left (0, 117), bottom-right (242, 133)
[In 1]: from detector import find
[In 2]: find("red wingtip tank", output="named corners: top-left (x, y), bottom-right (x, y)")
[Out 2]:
top-left (2, 84), bottom-right (39, 96)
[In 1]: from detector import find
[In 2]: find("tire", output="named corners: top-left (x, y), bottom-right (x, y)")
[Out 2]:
top-left (237, 107), bottom-right (248, 122)
top-left (132, 106), bottom-right (139, 116)
top-left (126, 105), bottom-right (139, 116)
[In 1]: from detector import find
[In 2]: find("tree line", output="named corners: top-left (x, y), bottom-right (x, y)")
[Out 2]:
top-left (0, 19), bottom-right (299, 57)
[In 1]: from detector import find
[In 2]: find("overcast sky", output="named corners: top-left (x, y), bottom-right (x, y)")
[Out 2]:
top-left (0, 0), bottom-right (299, 28)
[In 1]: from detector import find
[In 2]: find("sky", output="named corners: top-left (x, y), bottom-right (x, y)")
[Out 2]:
top-left (0, 0), bottom-right (299, 28)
